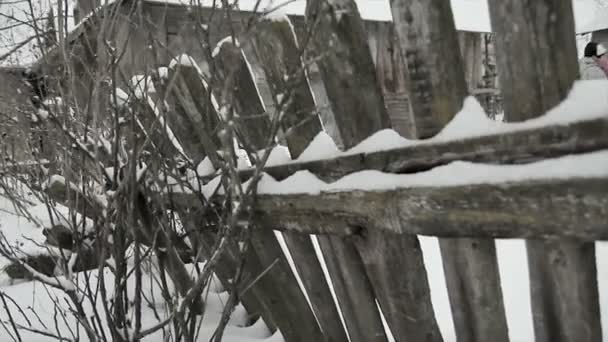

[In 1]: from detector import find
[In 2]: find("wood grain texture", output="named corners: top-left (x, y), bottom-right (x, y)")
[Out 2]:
top-left (372, 22), bottom-right (417, 139)
top-left (439, 238), bottom-right (508, 341)
top-left (245, 178), bottom-right (608, 240)
top-left (527, 240), bottom-right (601, 342)
top-left (317, 235), bottom-right (388, 342)
top-left (488, 1), bottom-right (600, 340)
top-left (353, 230), bottom-right (443, 341)
top-left (488, 0), bottom-right (579, 122)
top-left (212, 40), bottom-right (273, 151)
top-left (248, 227), bottom-right (325, 342)
top-left (390, 0), bottom-right (467, 138)
top-left (251, 18), bottom-right (323, 158)
top-left (281, 232), bottom-right (349, 342)
top-left (305, 0), bottom-right (391, 148)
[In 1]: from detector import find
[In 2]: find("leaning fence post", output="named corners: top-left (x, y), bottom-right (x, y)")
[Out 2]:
top-left (212, 39), bottom-right (273, 151)
top-left (391, 1), bottom-right (509, 341)
top-left (488, 1), bottom-right (601, 341)
top-left (251, 17), bottom-right (324, 158)
top-left (249, 16), bottom-right (349, 342)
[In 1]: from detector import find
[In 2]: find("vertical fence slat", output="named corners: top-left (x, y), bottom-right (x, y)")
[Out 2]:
top-left (373, 22), bottom-right (417, 139)
top-left (251, 18), bottom-right (323, 158)
top-left (439, 239), bottom-right (507, 341)
top-left (390, 1), bottom-right (509, 341)
top-left (354, 230), bottom-right (443, 342)
top-left (487, 0), bottom-right (579, 122)
top-left (488, 1), bottom-right (601, 341)
top-left (527, 240), bottom-right (601, 342)
top-left (390, 0), bottom-right (467, 139)
top-left (318, 234), bottom-right (388, 342)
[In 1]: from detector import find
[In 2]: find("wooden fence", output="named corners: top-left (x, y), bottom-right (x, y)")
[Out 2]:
top-left (42, 1), bottom-right (607, 342)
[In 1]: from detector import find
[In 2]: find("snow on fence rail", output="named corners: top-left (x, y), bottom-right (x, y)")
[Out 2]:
top-left (35, 1), bottom-right (608, 342)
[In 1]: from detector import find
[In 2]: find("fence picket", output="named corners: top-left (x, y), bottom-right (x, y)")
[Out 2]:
top-left (354, 230), bottom-right (443, 341)
top-left (488, 1), bottom-right (602, 341)
top-left (304, 2), bottom-right (444, 341)
top-left (391, 1), bottom-right (509, 341)
top-left (281, 232), bottom-right (349, 342)
top-left (250, 17), bottom-right (353, 341)
top-left (212, 39), bottom-right (273, 151)
top-left (317, 235), bottom-right (388, 342)
top-left (251, 18), bottom-right (323, 158)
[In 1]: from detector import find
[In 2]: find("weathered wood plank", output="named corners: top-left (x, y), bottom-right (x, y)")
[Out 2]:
top-left (317, 235), bottom-right (388, 342)
top-left (527, 240), bottom-right (601, 342)
top-left (212, 39), bottom-right (273, 151)
top-left (251, 18), bottom-right (323, 158)
top-left (390, 2), bottom-right (508, 339)
top-left (246, 177), bottom-right (608, 240)
top-left (488, 0), bottom-right (579, 122)
top-left (373, 22), bottom-right (417, 139)
top-left (305, 0), bottom-right (391, 148)
top-left (458, 32), bottom-right (483, 91)
top-left (235, 115), bottom-right (608, 184)
top-left (281, 232), bottom-right (349, 342)
top-left (248, 227), bottom-right (325, 342)
top-left (354, 230), bottom-right (442, 341)
top-left (439, 239), bottom-right (508, 341)
top-left (390, 0), bottom-right (467, 138)
top-left (169, 64), bottom-right (222, 167)
top-left (488, 1), bottom-right (600, 340)
top-left (152, 68), bottom-right (210, 164)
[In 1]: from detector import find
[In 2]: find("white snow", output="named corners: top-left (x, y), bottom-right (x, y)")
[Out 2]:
top-left (113, 87), bottom-right (130, 107)
top-left (285, 80), bottom-right (608, 164)
top-left (196, 157), bottom-right (216, 176)
top-left (212, 36), bottom-right (239, 58)
top-left (169, 54), bottom-right (201, 72)
top-left (295, 131), bottom-right (340, 163)
top-left (129, 75), bottom-right (156, 98)
top-left (157, 66), bottom-right (169, 79)
top-left (253, 149), bottom-right (608, 195)
top-left (256, 145), bottom-right (291, 167)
